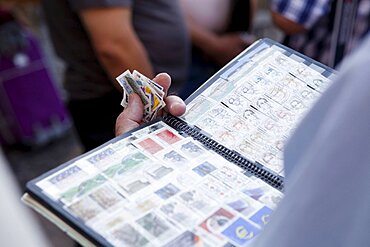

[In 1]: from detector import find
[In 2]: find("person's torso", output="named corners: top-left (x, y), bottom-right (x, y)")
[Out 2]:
top-left (41, 0), bottom-right (190, 99)
top-left (131, 0), bottom-right (190, 94)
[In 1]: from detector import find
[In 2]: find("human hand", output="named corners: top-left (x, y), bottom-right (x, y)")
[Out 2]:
top-left (115, 73), bottom-right (186, 135)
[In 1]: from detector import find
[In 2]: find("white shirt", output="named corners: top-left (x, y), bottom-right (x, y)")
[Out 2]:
top-left (180, 0), bottom-right (232, 33)
top-left (0, 150), bottom-right (48, 246)
top-left (254, 34), bottom-right (370, 247)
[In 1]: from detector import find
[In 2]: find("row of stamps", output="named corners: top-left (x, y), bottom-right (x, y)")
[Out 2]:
top-left (37, 122), bottom-right (282, 246)
top-left (183, 46), bottom-right (333, 175)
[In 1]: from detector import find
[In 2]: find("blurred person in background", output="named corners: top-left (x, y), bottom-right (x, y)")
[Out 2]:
top-left (41, 0), bottom-right (190, 152)
top-left (271, 0), bottom-right (370, 67)
top-left (179, 0), bottom-right (257, 99)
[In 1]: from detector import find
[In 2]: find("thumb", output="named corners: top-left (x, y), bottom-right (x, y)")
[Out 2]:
top-left (115, 93), bottom-right (144, 136)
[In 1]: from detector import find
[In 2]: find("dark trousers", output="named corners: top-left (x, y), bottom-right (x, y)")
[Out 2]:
top-left (67, 90), bottom-right (123, 152)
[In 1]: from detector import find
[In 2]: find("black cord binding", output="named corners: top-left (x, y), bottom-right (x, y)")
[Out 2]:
top-left (164, 115), bottom-right (284, 191)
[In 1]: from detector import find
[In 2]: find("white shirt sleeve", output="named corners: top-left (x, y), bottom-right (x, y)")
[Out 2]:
top-left (253, 35), bottom-right (370, 247)
top-left (0, 150), bottom-right (49, 246)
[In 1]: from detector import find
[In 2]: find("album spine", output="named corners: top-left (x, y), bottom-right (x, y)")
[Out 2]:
top-left (163, 115), bottom-right (284, 191)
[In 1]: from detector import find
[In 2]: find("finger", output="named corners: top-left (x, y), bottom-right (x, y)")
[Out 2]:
top-left (115, 93), bottom-right (144, 136)
top-left (164, 95), bottom-right (186, 116)
top-left (152, 73), bottom-right (171, 95)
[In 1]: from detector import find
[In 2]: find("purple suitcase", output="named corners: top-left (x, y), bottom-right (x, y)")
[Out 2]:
top-left (0, 29), bottom-right (70, 146)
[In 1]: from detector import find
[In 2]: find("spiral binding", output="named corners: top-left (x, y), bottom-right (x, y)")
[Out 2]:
top-left (164, 115), bottom-right (284, 191)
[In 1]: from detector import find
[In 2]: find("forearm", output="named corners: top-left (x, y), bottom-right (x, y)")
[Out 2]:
top-left (188, 17), bottom-right (219, 56)
top-left (271, 11), bottom-right (306, 34)
top-left (270, 0), bottom-right (330, 35)
top-left (188, 18), bottom-right (247, 65)
top-left (96, 35), bottom-right (154, 89)
top-left (79, 7), bottom-right (154, 91)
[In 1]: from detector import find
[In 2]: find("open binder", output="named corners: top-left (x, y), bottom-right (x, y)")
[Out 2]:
top-left (23, 38), bottom-right (336, 247)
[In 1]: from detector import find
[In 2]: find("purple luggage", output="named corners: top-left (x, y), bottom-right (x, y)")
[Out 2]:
top-left (0, 26), bottom-right (70, 146)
